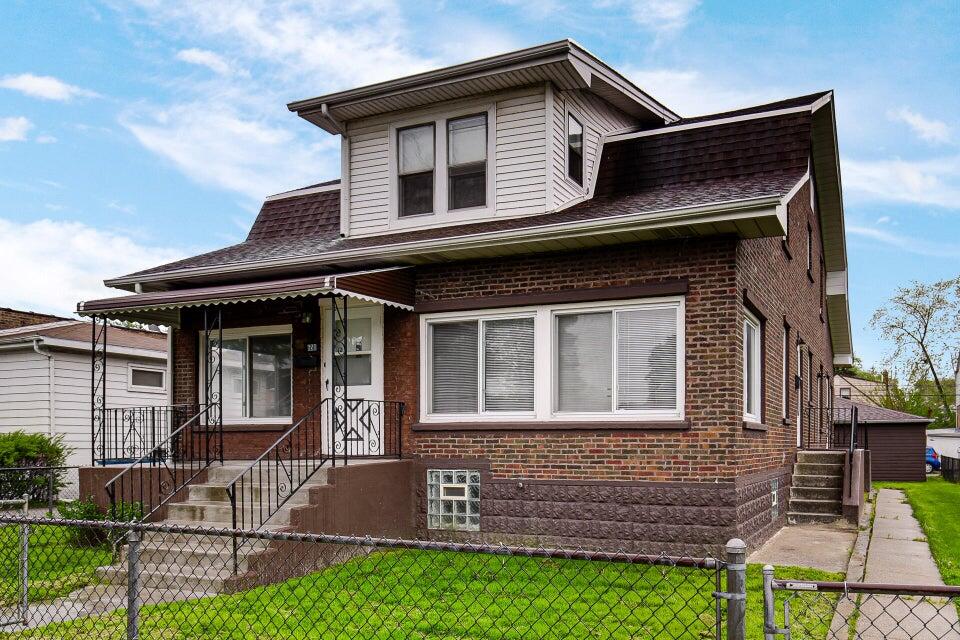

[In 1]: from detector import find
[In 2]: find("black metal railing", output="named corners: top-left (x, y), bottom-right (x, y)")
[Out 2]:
top-left (226, 398), bottom-right (403, 571)
top-left (104, 403), bottom-right (220, 521)
top-left (799, 405), bottom-right (864, 451)
top-left (93, 405), bottom-right (200, 465)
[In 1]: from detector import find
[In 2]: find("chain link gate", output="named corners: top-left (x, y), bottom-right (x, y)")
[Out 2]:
top-left (0, 496), bottom-right (29, 629)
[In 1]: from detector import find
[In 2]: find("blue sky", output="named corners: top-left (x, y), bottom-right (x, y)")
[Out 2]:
top-left (0, 1), bottom-right (957, 368)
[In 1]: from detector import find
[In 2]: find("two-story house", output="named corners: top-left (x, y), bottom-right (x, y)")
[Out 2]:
top-left (78, 40), bottom-right (852, 554)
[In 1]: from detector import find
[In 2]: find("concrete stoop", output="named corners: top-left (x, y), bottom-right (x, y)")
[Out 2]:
top-left (788, 450), bottom-right (845, 525)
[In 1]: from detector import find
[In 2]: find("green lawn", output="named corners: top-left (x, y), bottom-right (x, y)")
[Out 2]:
top-left (874, 477), bottom-right (960, 585)
top-left (1, 544), bottom-right (841, 639)
top-left (0, 523), bottom-right (112, 607)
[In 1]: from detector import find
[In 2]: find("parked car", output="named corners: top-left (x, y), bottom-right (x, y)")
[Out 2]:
top-left (926, 447), bottom-right (941, 474)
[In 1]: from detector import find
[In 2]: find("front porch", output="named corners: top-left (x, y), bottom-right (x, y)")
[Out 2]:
top-left (77, 268), bottom-right (414, 528)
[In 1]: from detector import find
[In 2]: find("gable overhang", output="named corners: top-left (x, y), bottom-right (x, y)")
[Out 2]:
top-left (288, 40), bottom-right (679, 133)
top-left (81, 267), bottom-right (415, 326)
top-left (809, 93), bottom-right (853, 366)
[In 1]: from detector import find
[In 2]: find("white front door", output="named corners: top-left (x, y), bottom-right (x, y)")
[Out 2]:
top-left (321, 301), bottom-right (385, 456)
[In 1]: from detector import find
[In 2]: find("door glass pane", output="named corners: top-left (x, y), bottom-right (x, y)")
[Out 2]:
top-left (219, 338), bottom-right (247, 419)
top-left (448, 114), bottom-right (486, 166)
top-left (431, 321), bottom-right (479, 414)
top-left (556, 312), bottom-right (612, 412)
top-left (483, 318), bottom-right (534, 411)
top-left (249, 334), bottom-right (292, 418)
top-left (333, 354), bottom-right (372, 386)
top-left (616, 307), bottom-right (678, 410)
top-left (337, 317), bottom-right (372, 353)
top-left (399, 124), bottom-right (434, 173)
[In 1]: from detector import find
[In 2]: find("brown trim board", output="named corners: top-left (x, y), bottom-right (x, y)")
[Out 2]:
top-left (414, 279), bottom-right (688, 313)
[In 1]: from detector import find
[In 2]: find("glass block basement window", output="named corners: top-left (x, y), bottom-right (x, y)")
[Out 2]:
top-left (427, 469), bottom-right (480, 531)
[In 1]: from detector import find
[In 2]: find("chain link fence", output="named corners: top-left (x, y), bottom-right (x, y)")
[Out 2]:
top-left (0, 516), bottom-right (746, 639)
top-left (763, 566), bottom-right (960, 639)
top-left (0, 468), bottom-right (81, 515)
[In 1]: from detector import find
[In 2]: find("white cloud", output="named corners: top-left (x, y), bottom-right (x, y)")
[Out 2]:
top-left (875, 215), bottom-right (891, 224)
top-left (0, 74), bottom-right (98, 101)
top-left (122, 103), bottom-right (338, 200)
top-left (107, 201), bottom-right (137, 215)
top-left (621, 68), bottom-right (783, 117)
top-left (0, 217), bottom-right (183, 317)
top-left (0, 116), bottom-right (32, 142)
top-left (842, 155), bottom-right (960, 209)
top-left (35, 134), bottom-right (57, 144)
top-left (848, 224), bottom-right (960, 260)
top-left (888, 107), bottom-right (951, 145)
top-left (176, 48), bottom-right (237, 76)
top-left (623, 0), bottom-right (699, 34)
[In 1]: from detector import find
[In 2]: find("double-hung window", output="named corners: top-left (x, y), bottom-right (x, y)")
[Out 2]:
top-left (398, 123), bottom-right (435, 217)
top-left (206, 327), bottom-right (293, 423)
top-left (447, 114), bottom-right (487, 210)
top-left (430, 315), bottom-right (535, 415)
top-left (743, 309), bottom-right (762, 422)
top-left (422, 298), bottom-right (684, 422)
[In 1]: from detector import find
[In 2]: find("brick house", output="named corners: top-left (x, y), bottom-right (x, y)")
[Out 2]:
top-left (78, 40), bottom-right (852, 553)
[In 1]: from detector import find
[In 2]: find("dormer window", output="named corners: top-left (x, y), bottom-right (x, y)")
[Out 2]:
top-left (398, 123), bottom-right (435, 217)
top-left (567, 112), bottom-right (584, 186)
top-left (447, 114), bottom-right (487, 210)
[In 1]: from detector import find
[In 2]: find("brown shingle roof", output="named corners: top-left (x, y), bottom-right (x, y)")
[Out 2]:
top-left (0, 321), bottom-right (166, 352)
top-left (833, 397), bottom-right (933, 424)
top-left (114, 93), bottom-right (821, 283)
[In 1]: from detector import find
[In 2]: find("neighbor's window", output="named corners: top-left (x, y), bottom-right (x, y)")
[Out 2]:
top-left (743, 309), bottom-right (762, 422)
top-left (447, 114), bottom-right (487, 210)
top-left (128, 365), bottom-right (165, 392)
top-left (211, 329), bottom-right (292, 421)
top-left (427, 469), bottom-right (480, 531)
top-left (430, 316), bottom-right (535, 414)
top-left (839, 387), bottom-right (851, 399)
top-left (398, 123), bottom-right (435, 217)
top-left (567, 112), bottom-right (584, 186)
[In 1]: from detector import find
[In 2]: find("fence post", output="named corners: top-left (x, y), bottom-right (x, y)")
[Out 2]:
top-left (725, 538), bottom-right (747, 640)
top-left (47, 469), bottom-right (54, 517)
top-left (19, 493), bottom-right (29, 625)
top-left (126, 529), bottom-right (141, 640)
top-left (762, 565), bottom-right (777, 640)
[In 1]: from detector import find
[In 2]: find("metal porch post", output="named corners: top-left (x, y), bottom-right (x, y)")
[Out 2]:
top-left (331, 294), bottom-right (348, 464)
top-left (203, 308), bottom-right (223, 465)
top-left (91, 316), bottom-right (107, 466)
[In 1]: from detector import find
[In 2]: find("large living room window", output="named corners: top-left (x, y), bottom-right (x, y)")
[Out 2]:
top-left (206, 326), bottom-right (293, 423)
top-left (421, 297), bottom-right (684, 422)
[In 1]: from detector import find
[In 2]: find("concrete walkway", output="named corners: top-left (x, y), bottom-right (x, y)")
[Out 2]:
top-left (748, 522), bottom-right (856, 574)
top-left (853, 489), bottom-right (959, 639)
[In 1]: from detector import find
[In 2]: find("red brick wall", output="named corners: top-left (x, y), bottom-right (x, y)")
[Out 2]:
top-left (0, 307), bottom-right (66, 330)
top-left (392, 238), bottom-right (743, 483)
top-left (735, 181), bottom-right (834, 476)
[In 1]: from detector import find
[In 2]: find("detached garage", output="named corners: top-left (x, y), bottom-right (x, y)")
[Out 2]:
top-left (834, 397), bottom-right (932, 482)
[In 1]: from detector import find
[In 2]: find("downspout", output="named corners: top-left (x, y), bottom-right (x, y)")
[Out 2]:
top-left (32, 338), bottom-right (56, 438)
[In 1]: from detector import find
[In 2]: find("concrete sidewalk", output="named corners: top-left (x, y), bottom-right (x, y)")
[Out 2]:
top-left (853, 489), bottom-right (959, 639)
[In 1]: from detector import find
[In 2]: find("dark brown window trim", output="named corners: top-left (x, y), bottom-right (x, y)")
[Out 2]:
top-left (222, 423), bottom-right (290, 433)
top-left (414, 279), bottom-right (688, 313)
top-left (412, 420), bottom-right (690, 432)
top-left (743, 421), bottom-right (768, 432)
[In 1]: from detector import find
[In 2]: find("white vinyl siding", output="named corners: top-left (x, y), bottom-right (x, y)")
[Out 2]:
top-left (550, 89), bottom-right (638, 208)
top-left (0, 347), bottom-right (167, 468)
top-left (494, 90), bottom-right (547, 216)
top-left (421, 296), bottom-right (684, 423)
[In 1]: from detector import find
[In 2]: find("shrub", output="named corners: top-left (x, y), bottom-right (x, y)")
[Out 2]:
top-left (0, 431), bottom-right (71, 502)
top-left (57, 498), bottom-right (143, 547)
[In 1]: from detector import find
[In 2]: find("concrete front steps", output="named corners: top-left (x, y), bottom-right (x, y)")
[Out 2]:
top-left (90, 460), bottom-right (331, 597)
top-left (788, 450), bottom-right (845, 525)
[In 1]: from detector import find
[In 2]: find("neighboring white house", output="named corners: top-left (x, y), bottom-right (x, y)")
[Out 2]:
top-left (0, 319), bottom-right (168, 467)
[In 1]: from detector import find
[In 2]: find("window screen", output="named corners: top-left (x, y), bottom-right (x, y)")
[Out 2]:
top-left (556, 312), bottom-right (612, 412)
top-left (483, 317), bottom-right (534, 411)
top-left (616, 307), bottom-right (678, 410)
top-left (447, 114), bottom-right (487, 210)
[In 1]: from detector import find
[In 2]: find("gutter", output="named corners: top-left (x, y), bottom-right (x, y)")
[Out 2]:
top-left (31, 338), bottom-right (56, 438)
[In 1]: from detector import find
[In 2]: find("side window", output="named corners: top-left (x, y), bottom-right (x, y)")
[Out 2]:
top-left (743, 309), bottom-right (762, 422)
top-left (447, 114), bottom-right (487, 210)
top-left (567, 112), bottom-right (584, 186)
top-left (398, 123), bottom-right (435, 217)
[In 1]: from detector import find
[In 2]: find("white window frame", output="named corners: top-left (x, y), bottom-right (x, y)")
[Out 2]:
top-left (419, 296), bottom-right (685, 423)
top-left (743, 308), bottom-right (762, 423)
top-left (127, 363), bottom-right (166, 394)
top-left (199, 324), bottom-right (293, 426)
top-left (387, 103), bottom-right (496, 230)
top-left (839, 387), bottom-right (851, 399)
top-left (782, 326), bottom-right (789, 420)
top-left (564, 106), bottom-right (587, 191)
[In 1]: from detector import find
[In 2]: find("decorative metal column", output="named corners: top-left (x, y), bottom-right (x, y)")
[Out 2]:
top-left (203, 308), bottom-right (223, 464)
top-left (331, 294), bottom-right (348, 463)
top-left (90, 316), bottom-right (107, 466)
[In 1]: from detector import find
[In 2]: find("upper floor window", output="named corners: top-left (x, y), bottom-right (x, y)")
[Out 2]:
top-left (567, 112), bottom-right (584, 186)
top-left (398, 123), bottom-right (435, 217)
top-left (743, 308), bottom-right (762, 422)
top-left (447, 114), bottom-right (487, 210)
